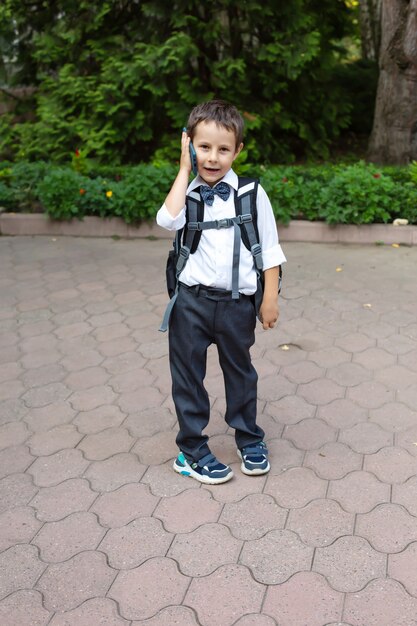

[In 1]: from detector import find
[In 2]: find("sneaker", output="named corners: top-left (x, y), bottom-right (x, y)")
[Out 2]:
top-left (173, 451), bottom-right (233, 485)
top-left (237, 441), bottom-right (270, 475)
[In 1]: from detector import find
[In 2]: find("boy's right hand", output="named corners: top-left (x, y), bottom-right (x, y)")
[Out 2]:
top-left (180, 130), bottom-right (192, 174)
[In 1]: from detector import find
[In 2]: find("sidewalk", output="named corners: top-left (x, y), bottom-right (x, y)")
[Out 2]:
top-left (0, 235), bottom-right (417, 626)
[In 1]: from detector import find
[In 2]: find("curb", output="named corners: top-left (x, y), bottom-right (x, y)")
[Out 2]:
top-left (1, 213), bottom-right (417, 245)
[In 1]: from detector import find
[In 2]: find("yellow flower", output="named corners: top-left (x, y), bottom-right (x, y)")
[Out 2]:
top-left (106, 190), bottom-right (113, 198)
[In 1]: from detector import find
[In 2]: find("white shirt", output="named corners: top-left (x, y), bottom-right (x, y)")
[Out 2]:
top-left (156, 168), bottom-right (286, 295)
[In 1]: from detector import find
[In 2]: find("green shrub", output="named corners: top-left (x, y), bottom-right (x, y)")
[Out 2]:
top-left (1, 159), bottom-right (417, 225)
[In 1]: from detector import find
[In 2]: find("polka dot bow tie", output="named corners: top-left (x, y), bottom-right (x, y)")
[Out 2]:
top-left (200, 182), bottom-right (231, 206)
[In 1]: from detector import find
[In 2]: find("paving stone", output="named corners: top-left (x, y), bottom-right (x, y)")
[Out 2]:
top-left (304, 443), bottom-right (362, 480)
top-left (0, 544), bottom-right (47, 599)
top-left (109, 557), bottom-right (189, 621)
top-left (378, 333), bottom-right (417, 355)
top-left (100, 517), bottom-right (173, 569)
top-left (91, 483), bottom-right (159, 527)
top-left (29, 449), bottom-right (90, 487)
top-left (132, 430), bottom-right (177, 466)
top-left (73, 405), bottom-right (126, 434)
top-left (240, 529), bottom-right (313, 584)
top-left (0, 445), bottom-right (34, 479)
top-left (396, 425), bottom-right (417, 457)
top-left (266, 439), bottom-right (304, 476)
top-left (23, 402), bottom-right (76, 432)
top-left (49, 598), bottom-right (129, 626)
top-left (352, 346), bottom-right (397, 370)
top-left (102, 351), bottom-right (146, 376)
top-left (335, 332), bottom-right (375, 353)
top-left (65, 366), bottom-right (110, 391)
top-left (219, 493), bottom-right (287, 540)
top-left (204, 463), bottom-right (267, 502)
top-left (314, 535), bottom-right (386, 592)
top-left (0, 398), bottom-right (28, 425)
top-left (120, 387), bottom-right (168, 416)
top-left (364, 446), bottom-right (417, 484)
top-left (356, 503), bottom-right (417, 553)
top-left (287, 499), bottom-right (354, 547)
top-left (398, 385), bottom-right (417, 412)
top-left (0, 379), bottom-right (25, 402)
top-left (268, 394), bottom-right (316, 425)
top-left (0, 421), bottom-right (30, 450)
top-left (37, 550), bottom-right (116, 611)
top-left (84, 453), bottom-right (146, 492)
top-left (185, 564), bottom-right (264, 626)
top-left (327, 362), bottom-right (373, 388)
top-left (347, 381), bottom-right (394, 409)
top-left (234, 616), bottom-right (277, 626)
top-left (31, 478), bottom-right (98, 521)
top-left (284, 418), bottom-right (337, 451)
top-left (317, 398), bottom-right (368, 430)
top-left (0, 361), bottom-right (22, 383)
top-left (0, 473), bottom-right (38, 514)
top-left (33, 512), bottom-right (105, 562)
top-left (154, 488), bottom-right (222, 533)
top-left (69, 385), bottom-right (118, 411)
top-left (392, 476), bottom-right (417, 517)
top-left (328, 471), bottom-right (390, 513)
top-left (280, 360), bottom-right (324, 384)
top-left (21, 363), bottom-right (67, 388)
top-left (257, 373), bottom-right (296, 402)
top-left (263, 571), bottom-right (344, 626)
top-left (343, 578), bottom-right (417, 626)
top-left (375, 364), bottom-right (417, 391)
top-left (141, 462), bottom-right (200, 497)
top-left (0, 506), bottom-right (42, 552)
top-left (98, 336), bottom-right (139, 357)
top-left (21, 349), bottom-right (62, 370)
top-left (265, 467), bottom-right (327, 509)
top-left (339, 422), bottom-right (393, 454)
top-left (297, 379), bottom-right (345, 406)
top-left (369, 402), bottom-right (417, 433)
top-left (388, 542), bottom-right (417, 598)
top-left (0, 590), bottom-right (51, 626)
top-left (131, 606), bottom-right (199, 626)
top-left (77, 427), bottom-right (134, 461)
top-left (108, 368), bottom-right (155, 393)
top-left (27, 425), bottom-right (83, 456)
top-left (168, 522), bottom-right (242, 576)
top-left (60, 349), bottom-right (104, 372)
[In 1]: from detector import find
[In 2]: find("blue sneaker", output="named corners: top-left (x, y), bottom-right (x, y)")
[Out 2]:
top-left (237, 442), bottom-right (270, 475)
top-left (173, 451), bottom-right (233, 485)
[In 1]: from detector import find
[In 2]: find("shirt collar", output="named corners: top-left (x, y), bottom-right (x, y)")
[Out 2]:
top-left (187, 168), bottom-right (238, 193)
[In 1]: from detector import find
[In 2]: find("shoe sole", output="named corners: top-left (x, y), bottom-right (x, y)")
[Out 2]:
top-left (237, 449), bottom-right (270, 475)
top-left (173, 459), bottom-right (234, 485)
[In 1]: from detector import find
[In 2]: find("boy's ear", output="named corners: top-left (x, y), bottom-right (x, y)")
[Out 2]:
top-left (234, 142), bottom-right (244, 158)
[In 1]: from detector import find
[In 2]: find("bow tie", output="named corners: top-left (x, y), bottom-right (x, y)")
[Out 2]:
top-left (200, 182), bottom-right (231, 206)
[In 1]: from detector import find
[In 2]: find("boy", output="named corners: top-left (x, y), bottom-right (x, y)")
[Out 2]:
top-left (156, 100), bottom-right (286, 484)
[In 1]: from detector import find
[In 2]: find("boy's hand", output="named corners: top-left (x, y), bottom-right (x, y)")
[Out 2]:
top-left (259, 296), bottom-right (279, 330)
top-left (180, 130), bottom-right (192, 174)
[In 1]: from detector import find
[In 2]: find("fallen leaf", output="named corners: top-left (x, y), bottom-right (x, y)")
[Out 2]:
top-left (363, 303), bottom-right (372, 308)
top-left (280, 345), bottom-right (290, 351)
top-left (336, 267), bottom-right (343, 272)
top-left (392, 243), bottom-right (400, 248)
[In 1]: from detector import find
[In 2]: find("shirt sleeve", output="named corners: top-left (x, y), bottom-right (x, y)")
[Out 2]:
top-left (156, 203), bottom-right (186, 231)
top-left (256, 185), bottom-right (287, 270)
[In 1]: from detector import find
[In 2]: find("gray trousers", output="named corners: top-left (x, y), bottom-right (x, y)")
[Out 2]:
top-left (168, 283), bottom-right (264, 462)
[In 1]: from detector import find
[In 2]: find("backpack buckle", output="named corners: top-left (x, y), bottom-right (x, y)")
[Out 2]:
top-left (176, 246), bottom-right (190, 271)
top-left (251, 244), bottom-right (263, 270)
top-left (216, 218), bottom-right (231, 229)
top-left (239, 213), bottom-right (253, 224)
top-left (187, 221), bottom-right (201, 231)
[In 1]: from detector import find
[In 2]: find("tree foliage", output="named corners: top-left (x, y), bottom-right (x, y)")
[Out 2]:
top-left (1, 0), bottom-right (360, 164)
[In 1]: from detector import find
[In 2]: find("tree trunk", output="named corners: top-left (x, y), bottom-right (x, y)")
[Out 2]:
top-left (368, 0), bottom-right (417, 164)
top-left (359, 0), bottom-right (382, 60)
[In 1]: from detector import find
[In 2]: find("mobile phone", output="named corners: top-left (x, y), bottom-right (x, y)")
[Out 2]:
top-left (183, 127), bottom-right (198, 175)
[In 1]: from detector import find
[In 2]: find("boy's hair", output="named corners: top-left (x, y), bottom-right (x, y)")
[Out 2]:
top-left (187, 100), bottom-right (244, 149)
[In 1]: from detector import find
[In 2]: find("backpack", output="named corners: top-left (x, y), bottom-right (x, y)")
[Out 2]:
top-left (160, 176), bottom-right (281, 332)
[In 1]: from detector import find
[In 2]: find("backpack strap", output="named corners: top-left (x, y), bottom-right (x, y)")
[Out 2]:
top-left (235, 177), bottom-right (263, 273)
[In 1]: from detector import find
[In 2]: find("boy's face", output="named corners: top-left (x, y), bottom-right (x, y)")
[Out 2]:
top-left (192, 120), bottom-right (243, 186)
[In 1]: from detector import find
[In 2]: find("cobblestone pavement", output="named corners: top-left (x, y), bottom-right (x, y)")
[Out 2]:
top-left (1, 235), bottom-right (417, 626)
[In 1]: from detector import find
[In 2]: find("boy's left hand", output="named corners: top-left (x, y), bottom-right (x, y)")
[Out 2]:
top-left (259, 298), bottom-right (279, 330)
